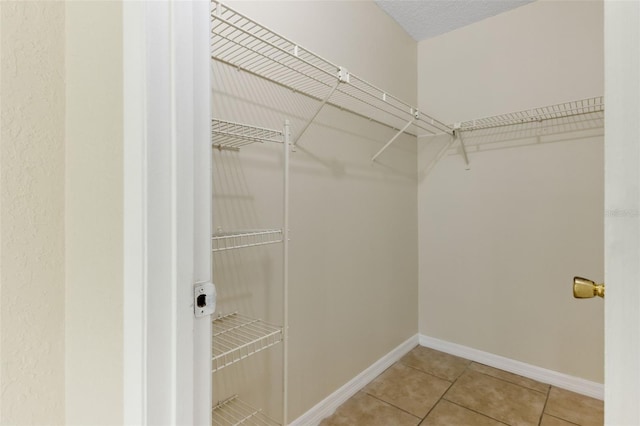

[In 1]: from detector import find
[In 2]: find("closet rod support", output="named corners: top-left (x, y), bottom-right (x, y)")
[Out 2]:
top-left (372, 118), bottom-right (414, 162)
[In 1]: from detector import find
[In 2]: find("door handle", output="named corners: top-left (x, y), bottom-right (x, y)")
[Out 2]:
top-left (573, 276), bottom-right (605, 299)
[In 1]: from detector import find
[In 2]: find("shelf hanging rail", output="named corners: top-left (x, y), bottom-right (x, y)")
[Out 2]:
top-left (211, 0), bottom-right (452, 158)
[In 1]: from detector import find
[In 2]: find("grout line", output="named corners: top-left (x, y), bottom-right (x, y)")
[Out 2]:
top-left (363, 392), bottom-right (422, 420)
top-left (537, 385), bottom-right (552, 426)
top-left (399, 361), bottom-right (461, 382)
top-left (441, 399), bottom-right (510, 426)
top-left (466, 364), bottom-right (549, 395)
top-left (418, 378), bottom-right (457, 425)
top-left (418, 361), bottom-right (472, 424)
top-left (542, 412), bottom-right (581, 426)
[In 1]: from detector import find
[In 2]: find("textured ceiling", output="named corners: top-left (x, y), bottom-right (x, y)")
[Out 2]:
top-left (375, 0), bottom-right (536, 41)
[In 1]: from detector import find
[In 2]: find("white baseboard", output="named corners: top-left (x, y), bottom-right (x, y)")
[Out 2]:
top-left (289, 334), bottom-right (419, 426)
top-left (419, 334), bottom-right (604, 400)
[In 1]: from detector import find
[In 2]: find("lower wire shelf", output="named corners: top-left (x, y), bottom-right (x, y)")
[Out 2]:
top-left (212, 312), bottom-right (283, 373)
top-left (212, 229), bottom-right (283, 252)
top-left (212, 395), bottom-right (280, 426)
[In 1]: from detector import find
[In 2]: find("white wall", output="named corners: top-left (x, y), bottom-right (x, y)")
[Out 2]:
top-left (65, 2), bottom-right (123, 424)
top-left (0, 2), bottom-right (66, 423)
top-left (1, 2), bottom-right (124, 424)
top-left (213, 1), bottom-right (419, 421)
top-left (417, 0), bottom-right (604, 382)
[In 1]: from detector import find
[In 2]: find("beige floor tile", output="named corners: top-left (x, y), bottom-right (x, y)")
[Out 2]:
top-left (364, 363), bottom-right (451, 418)
top-left (544, 387), bottom-right (603, 426)
top-left (444, 369), bottom-right (546, 426)
top-left (320, 392), bottom-right (420, 426)
top-left (469, 362), bottom-right (550, 393)
top-left (420, 400), bottom-right (505, 426)
top-left (400, 346), bottom-right (471, 381)
top-left (540, 414), bottom-right (579, 426)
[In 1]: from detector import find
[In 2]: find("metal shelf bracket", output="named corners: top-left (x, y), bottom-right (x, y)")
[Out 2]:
top-left (453, 123), bottom-right (470, 169)
top-left (371, 109), bottom-right (419, 162)
top-left (294, 67), bottom-right (350, 146)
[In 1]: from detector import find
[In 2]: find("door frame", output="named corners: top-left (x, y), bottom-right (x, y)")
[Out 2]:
top-left (604, 1), bottom-right (640, 424)
top-left (122, 1), bottom-right (212, 424)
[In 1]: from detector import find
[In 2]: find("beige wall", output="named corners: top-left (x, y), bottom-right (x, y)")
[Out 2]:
top-left (1, 2), bottom-right (123, 424)
top-left (214, 1), bottom-right (419, 421)
top-left (65, 2), bottom-right (123, 424)
top-left (1, 2), bottom-right (66, 424)
top-left (417, 1), bottom-right (604, 382)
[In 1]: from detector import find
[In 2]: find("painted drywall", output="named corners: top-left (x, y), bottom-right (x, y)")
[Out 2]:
top-left (65, 2), bottom-right (123, 424)
top-left (417, 0), bottom-right (604, 383)
top-left (213, 1), bottom-right (418, 421)
top-left (1, 2), bottom-right (66, 424)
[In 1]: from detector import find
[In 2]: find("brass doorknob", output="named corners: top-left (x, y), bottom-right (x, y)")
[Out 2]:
top-left (573, 276), bottom-right (605, 299)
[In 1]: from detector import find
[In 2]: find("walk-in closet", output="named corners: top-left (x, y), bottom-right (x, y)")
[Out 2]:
top-left (209, 1), bottom-right (605, 425)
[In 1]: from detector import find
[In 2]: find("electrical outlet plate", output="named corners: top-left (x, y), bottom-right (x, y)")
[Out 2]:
top-left (194, 282), bottom-right (216, 318)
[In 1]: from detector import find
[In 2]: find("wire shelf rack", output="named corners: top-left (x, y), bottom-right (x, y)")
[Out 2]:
top-left (212, 395), bottom-right (280, 426)
top-left (211, 0), bottom-right (451, 137)
top-left (457, 96), bottom-right (604, 132)
top-left (212, 230), bottom-right (283, 252)
top-left (212, 312), bottom-right (283, 373)
top-left (213, 119), bottom-right (284, 151)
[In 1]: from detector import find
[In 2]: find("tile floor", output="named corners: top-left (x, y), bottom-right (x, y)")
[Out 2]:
top-left (320, 346), bottom-right (603, 426)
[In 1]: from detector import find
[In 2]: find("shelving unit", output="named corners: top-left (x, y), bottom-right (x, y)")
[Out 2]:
top-left (212, 313), bottom-right (283, 373)
top-left (457, 96), bottom-right (604, 132)
top-left (213, 119), bottom-right (284, 151)
top-left (212, 396), bottom-right (280, 426)
top-left (211, 0), bottom-right (452, 162)
top-left (212, 230), bottom-right (283, 252)
top-left (211, 118), bottom-right (290, 425)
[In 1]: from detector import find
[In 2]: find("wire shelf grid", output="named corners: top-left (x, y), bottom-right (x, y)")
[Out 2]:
top-left (458, 96), bottom-right (604, 132)
top-left (212, 119), bottom-right (284, 151)
top-left (212, 312), bottom-right (283, 373)
top-left (212, 229), bottom-right (283, 252)
top-left (212, 395), bottom-right (280, 426)
top-left (211, 0), bottom-right (451, 136)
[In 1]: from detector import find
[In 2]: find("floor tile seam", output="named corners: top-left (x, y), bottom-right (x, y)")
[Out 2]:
top-left (537, 383), bottom-right (552, 426)
top-left (540, 413), bottom-right (581, 426)
top-left (362, 391), bottom-right (422, 420)
top-left (398, 361), bottom-right (458, 383)
top-left (468, 369), bottom-right (549, 396)
top-left (440, 397), bottom-right (511, 426)
top-left (417, 376), bottom-right (458, 425)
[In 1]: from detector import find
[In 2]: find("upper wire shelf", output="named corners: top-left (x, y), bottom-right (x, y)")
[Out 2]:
top-left (211, 1), bottom-right (451, 137)
top-left (457, 96), bottom-right (604, 132)
top-left (213, 119), bottom-right (284, 151)
top-left (212, 395), bottom-right (280, 426)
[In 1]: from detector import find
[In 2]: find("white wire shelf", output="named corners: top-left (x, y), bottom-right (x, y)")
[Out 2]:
top-left (213, 119), bottom-right (284, 151)
top-left (212, 229), bottom-right (283, 252)
top-left (212, 312), bottom-right (283, 373)
top-left (211, 0), bottom-right (451, 137)
top-left (212, 395), bottom-right (280, 426)
top-left (457, 96), bottom-right (604, 132)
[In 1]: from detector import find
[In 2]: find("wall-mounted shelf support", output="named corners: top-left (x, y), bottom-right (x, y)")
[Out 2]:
top-left (371, 110), bottom-right (418, 161)
top-left (453, 124), bottom-right (470, 169)
top-left (294, 79), bottom-right (341, 146)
